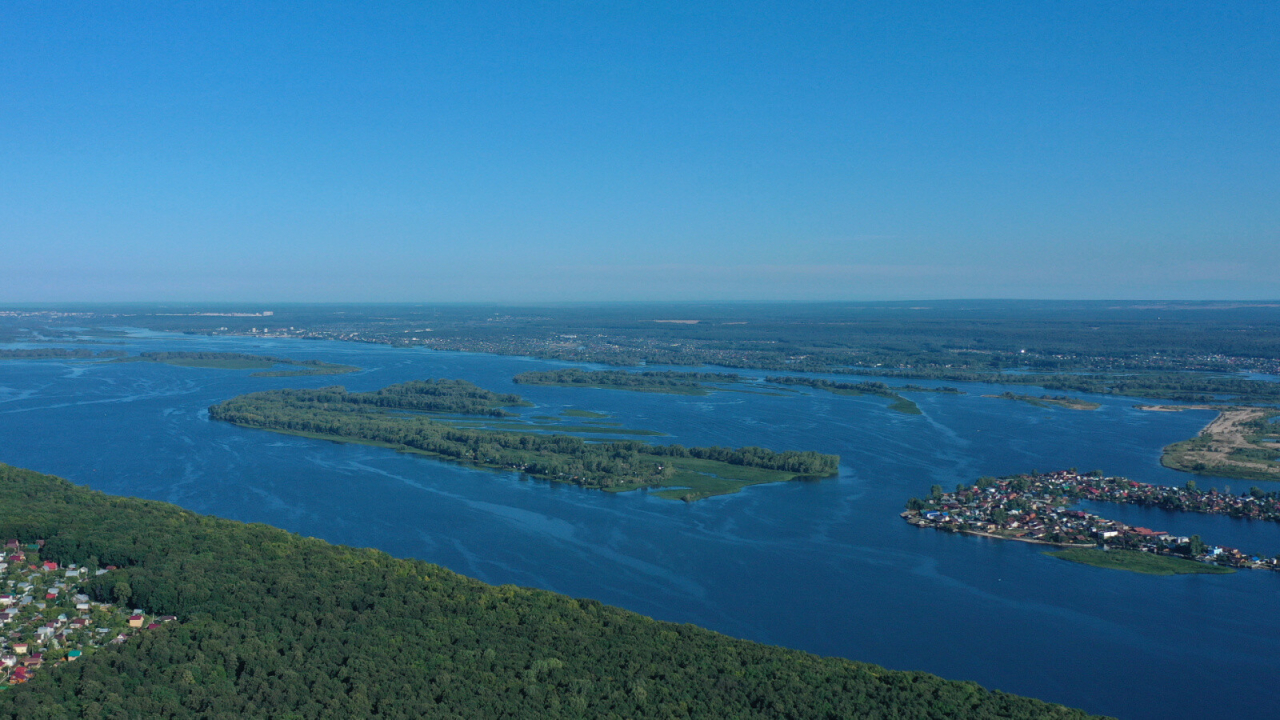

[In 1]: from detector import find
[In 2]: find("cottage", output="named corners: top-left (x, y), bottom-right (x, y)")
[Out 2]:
top-left (128, 615), bottom-right (144, 628)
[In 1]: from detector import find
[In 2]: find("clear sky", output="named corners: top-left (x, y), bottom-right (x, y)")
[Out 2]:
top-left (2, 2), bottom-right (1277, 302)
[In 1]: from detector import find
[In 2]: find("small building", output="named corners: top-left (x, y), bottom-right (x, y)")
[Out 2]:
top-left (127, 615), bottom-right (144, 628)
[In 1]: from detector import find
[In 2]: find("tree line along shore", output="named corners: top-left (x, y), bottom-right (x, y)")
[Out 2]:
top-left (0, 464), bottom-right (1108, 719)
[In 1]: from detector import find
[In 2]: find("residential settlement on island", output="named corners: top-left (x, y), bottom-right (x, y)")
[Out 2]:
top-left (902, 470), bottom-right (1280, 571)
top-left (1, 539), bottom-right (175, 686)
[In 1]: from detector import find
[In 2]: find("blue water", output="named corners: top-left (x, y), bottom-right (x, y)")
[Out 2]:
top-left (3, 332), bottom-right (1279, 720)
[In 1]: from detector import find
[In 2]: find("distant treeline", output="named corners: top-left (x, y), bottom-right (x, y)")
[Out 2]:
top-left (209, 381), bottom-right (837, 489)
top-left (0, 348), bottom-right (125, 359)
top-left (0, 464), bottom-right (1103, 718)
top-left (765, 376), bottom-right (960, 397)
top-left (514, 369), bottom-right (741, 391)
top-left (139, 351), bottom-right (276, 362)
top-left (120, 351), bottom-right (360, 376)
top-left (836, 369), bottom-right (1280, 404)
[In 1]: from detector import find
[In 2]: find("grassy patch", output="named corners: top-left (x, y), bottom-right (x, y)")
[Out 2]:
top-left (606, 456), bottom-right (815, 501)
top-left (887, 397), bottom-right (922, 415)
top-left (562, 409), bottom-right (610, 418)
top-left (987, 393), bottom-right (1100, 411)
top-left (1045, 548), bottom-right (1234, 575)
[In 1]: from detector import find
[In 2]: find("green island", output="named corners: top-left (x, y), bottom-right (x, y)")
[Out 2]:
top-left (0, 348), bottom-right (126, 360)
top-left (513, 368), bottom-right (743, 395)
top-left (906, 470), bottom-right (1280, 574)
top-left (208, 380), bottom-right (838, 500)
top-left (562, 408), bottom-right (610, 418)
top-left (111, 351), bottom-right (360, 377)
top-left (986, 392), bottom-right (1101, 410)
top-left (762, 377), bottom-right (959, 415)
top-left (1155, 406), bottom-right (1280, 483)
top-left (1044, 548), bottom-right (1234, 575)
top-left (0, 464), bottom-right (1103, 718)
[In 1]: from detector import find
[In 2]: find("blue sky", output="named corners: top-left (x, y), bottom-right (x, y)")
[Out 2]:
top-left (2, 1), bottom-right (1277, 302)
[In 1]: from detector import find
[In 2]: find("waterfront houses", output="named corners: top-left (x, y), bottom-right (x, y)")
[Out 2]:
top-left (904, 470), bottom-right (1280, 571)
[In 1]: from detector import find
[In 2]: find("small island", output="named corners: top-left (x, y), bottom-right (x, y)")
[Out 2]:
top-left (984, 392), bottom-right (1100, 410)
top-left (903, 470), bottom-right (1280, 574)
top-left (113, 351), bottom-right (361, 377)
top-left (0, 348), bottom-right (126, 360)
top-left (209, 379), bottom-right (839, 500)
top-left (512, 369), bottom-right (744, 395)
top-left (1148, 405), bottom-right (1280, 482)
top-left (764, 377), bottom-right (959, 415)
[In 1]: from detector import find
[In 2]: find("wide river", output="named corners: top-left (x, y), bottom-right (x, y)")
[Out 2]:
top-left (2, 332), bottom-right (1278, 720)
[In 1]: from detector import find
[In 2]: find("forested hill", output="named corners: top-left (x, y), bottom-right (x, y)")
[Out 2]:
top-left (0, 465), bottom-right (1107, 719)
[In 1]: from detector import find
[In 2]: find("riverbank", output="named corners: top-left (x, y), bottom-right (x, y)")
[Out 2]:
top-left (1144, 405), bottom-right (1280, 482)
top-left (903, 470), bottom-right (1280, 573)
top-left (984, 392), bottom-right (1100, 410)
top-left (1044, 548), bottom-right (1235, 575)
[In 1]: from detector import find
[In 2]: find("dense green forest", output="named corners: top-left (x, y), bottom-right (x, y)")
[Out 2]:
top-left (239, 380), bottom-right (531, 418)
top-left (513, 369), bottom-right (743, 394)
top-left (0, 464), bottom-right (1107, 719)
top-left (208, 381), bottom-right (838, 495)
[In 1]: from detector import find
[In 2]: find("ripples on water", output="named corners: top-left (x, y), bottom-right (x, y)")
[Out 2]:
top-left (1, 334), bottom-right (1277, 720)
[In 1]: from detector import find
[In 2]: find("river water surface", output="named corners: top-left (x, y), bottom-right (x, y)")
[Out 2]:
top-left (1, 332), bottom-right (1277, 720)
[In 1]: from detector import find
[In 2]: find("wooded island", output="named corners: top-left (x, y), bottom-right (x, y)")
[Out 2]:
top-left (209, 380), bottom-right (839, 500)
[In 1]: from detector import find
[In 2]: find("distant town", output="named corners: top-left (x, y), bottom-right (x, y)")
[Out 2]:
top-left (2, 540), bottom-right (175, 686)
top-left (904, 470), bottom-right (1280, 571)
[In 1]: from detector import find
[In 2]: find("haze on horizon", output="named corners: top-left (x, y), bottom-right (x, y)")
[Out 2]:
top-left (2, 2), bottom-right (1277, 304)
